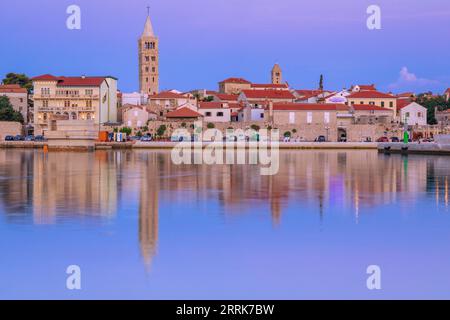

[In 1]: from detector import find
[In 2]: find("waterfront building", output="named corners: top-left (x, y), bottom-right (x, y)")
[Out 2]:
top-left (346, 90), bottom-right (397, 116)
top-left (397, 101), bottom-right (427, 126)
top-left (121, 104), bottom-right (156, 128)
top-left (0, 84), bottom-right (28, 122)
top-left (138, 12), bottom-right (159, 95)
top-left (148, 91), bottom-right (197, 117)
top-left (31, 74), bottom-right (118, 133)
top-left (197, 102), bottom-right (231, 122)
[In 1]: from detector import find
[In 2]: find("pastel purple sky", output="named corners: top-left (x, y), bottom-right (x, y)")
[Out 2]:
top-left (1, 0), bottom-right (449, 93)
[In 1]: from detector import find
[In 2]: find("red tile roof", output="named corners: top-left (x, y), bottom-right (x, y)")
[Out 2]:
top-left (347, 91), bottom-right (395, 99)
top-left (242, 89), bottom-right (295, 100)
top-left (32, 74), bottom-right (111, 86)
top-left (354, 84), bottom-right (377, 91)
top-left (214, 93), bottom-right (239, 101)
top-left (251, 83), bottom-right (288, 89)
top-left (352, 104), bottom-right (393, 111)
top-left (396, 99), bottom-right (413, 110)
top-left (296, 89), bottom-right (326, 96)
top-left (446, 88), bottom-right (450, 94)
top-left (149, 91), bottom-right (186, 99)
top-left (272, 103), bottom-right (349, 111)
top-left (0, 84), bottom-right (27, 93)
top-left (165, 107), bottom-right (203, 118)
top-left (198, 102), bottom-right (228, 109)
top-left (219, 77), bottom-right (251, 84)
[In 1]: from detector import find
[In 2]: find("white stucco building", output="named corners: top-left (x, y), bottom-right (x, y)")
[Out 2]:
top-left (398, 102), bottom-right (427, 126)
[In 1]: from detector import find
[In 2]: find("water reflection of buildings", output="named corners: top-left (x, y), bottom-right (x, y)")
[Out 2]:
top-left (32, 151), bottom-right (118, 224)
top-left (1, 149), bottom-right (450, 269)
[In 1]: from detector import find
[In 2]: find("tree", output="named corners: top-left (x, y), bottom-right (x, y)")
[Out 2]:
top-left (156, 124), bottom-right (167, 137)
top-left (284, 131), bottom-right (291, 138)
top-left (207, 122), bottom-right (215, 129)
top-left (119, 127), bottom-right (132, 135)
top-left (0, 96), bottom-right (24, 123)
top-left (415, 94), bottom-right (450, 125)
top-left (203, 96), bottom-right (214, 102)
top-left (250, 124), bottom-right (260, 131)
top-left (2, 73), bottom-right (32, 93)
top-left (319, 74), bottom-right (324, 91)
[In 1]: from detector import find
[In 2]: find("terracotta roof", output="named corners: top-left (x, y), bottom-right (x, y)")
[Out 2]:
top-left (149, 91), bottom-right (185, 99)
top-left (219, 77), bottom-right (251, 84)
top-left (446, 88), bottom-right (450, 94)
top-left (214, 93), bottom-right (239, 101)
top-left (396, 99), bottom-right (413, 110)
top-left (396, 92), bottom-right (415, 98)
top-left (165, 107), bottom-right (203, 118)
top-left (296, 89), bottom-right (326, 96)
top-left (198, 102), bottom-right (228, 109)
top-left (242, 89), bottom-right (295, 100)
top-left (251, 83), bottom-right (288, 89)
top-left (352, 104), bottom-right (393, 111)
top-left (272, 103), bottom-right (349, 111)
top-left (32, 74), bottom-right (111, 86)
top-left (354, 84), bottom-right (377, 91)
top-left (347, 91), bottom-right (395, 99)
top-left (0, 84), bottom-right (27, 93)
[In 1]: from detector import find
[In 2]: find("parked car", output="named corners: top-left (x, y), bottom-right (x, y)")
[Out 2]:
top-left (376, 137), bottom-right (389, 142)
top-left (316, 135), bottom-right (326, 142)
top-left (391, 137), bottom-right (400, 142)
top-left (4, 135), bottom-right (14, 141)
top-left (140, 135), bottom-right (152, 142)
top-left (14, 135), bottom-right (24, 141)
top-left (25, 135), bottom-right (35, 141)
top-left (35, 135), bottom-right (46, 142)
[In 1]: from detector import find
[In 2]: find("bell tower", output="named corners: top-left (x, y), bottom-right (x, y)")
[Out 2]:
top-left (271, 63), bottom-right (282, 85)
top-left (138, 8), bottom-right (159, 95)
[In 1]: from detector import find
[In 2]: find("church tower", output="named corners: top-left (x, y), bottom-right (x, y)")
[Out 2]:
top-left (138, 11), bottom-right (159, 95)
top-left (271, 63), bottom-right (282, 85)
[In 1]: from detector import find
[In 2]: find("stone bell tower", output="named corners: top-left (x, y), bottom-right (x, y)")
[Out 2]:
top-left (271, 63), bottom-right (282, 85)
top-left (138, 9), bottom-right (159, 95)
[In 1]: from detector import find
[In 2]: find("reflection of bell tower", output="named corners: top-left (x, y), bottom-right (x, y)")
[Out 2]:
top-left (271, 63), bottom-right (282, 85)
top-left (139, 153), bottom-right (159, 269)
top-left (138, 8), bottom-right (159, 95)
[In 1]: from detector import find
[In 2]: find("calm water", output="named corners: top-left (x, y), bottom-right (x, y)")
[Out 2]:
top-left (1, 149), bottom-right (450, 299)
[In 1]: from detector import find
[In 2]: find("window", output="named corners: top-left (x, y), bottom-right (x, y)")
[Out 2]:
top-left (152, 67), bottom-right (156, 72)
top-left (307, 112), bottom-right (312, 124)
top-left (145, 67), bottom-right (149, 72)
top-left (360, 101), bottom-right (364, 105)
top-left (41, 88), bottom-right (50, 95)
top-left (43, 100), bottom-right (48, 108)
top-left (85, 89), bottom-right (93, 96)
top-left (418, 112), bottom-right (422, 118)
top-left (324, 112), bottom-right (330, 124)
top-left (19, 98), bottom-right (23, 103)
top-left (151, 56), bottom-right (156, 62)
top-left (381, 102), bottom-right (385, 107)
top-left (86, 101), bottom-right (92, 108)
top-left (406, 112), bottom-right (410, 117)
top-left (64, 100), bottom-right (70, 107)
top-left (217, 112), bottom-right (224, 117)
top-left (289, 112), bottom-right (295, 124)
top-left (205, 112), bottom-right (212, 117)
top-left (351, 101), bottom-right (355, 105)
top-left (260, 113), bottom-right (264, 119)
top-left (145, 56), bottom-right (150, 62)
top-left (146, 77), bottom-right (148, 83)
top-left (389, 102), bottom-right (394, 108)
